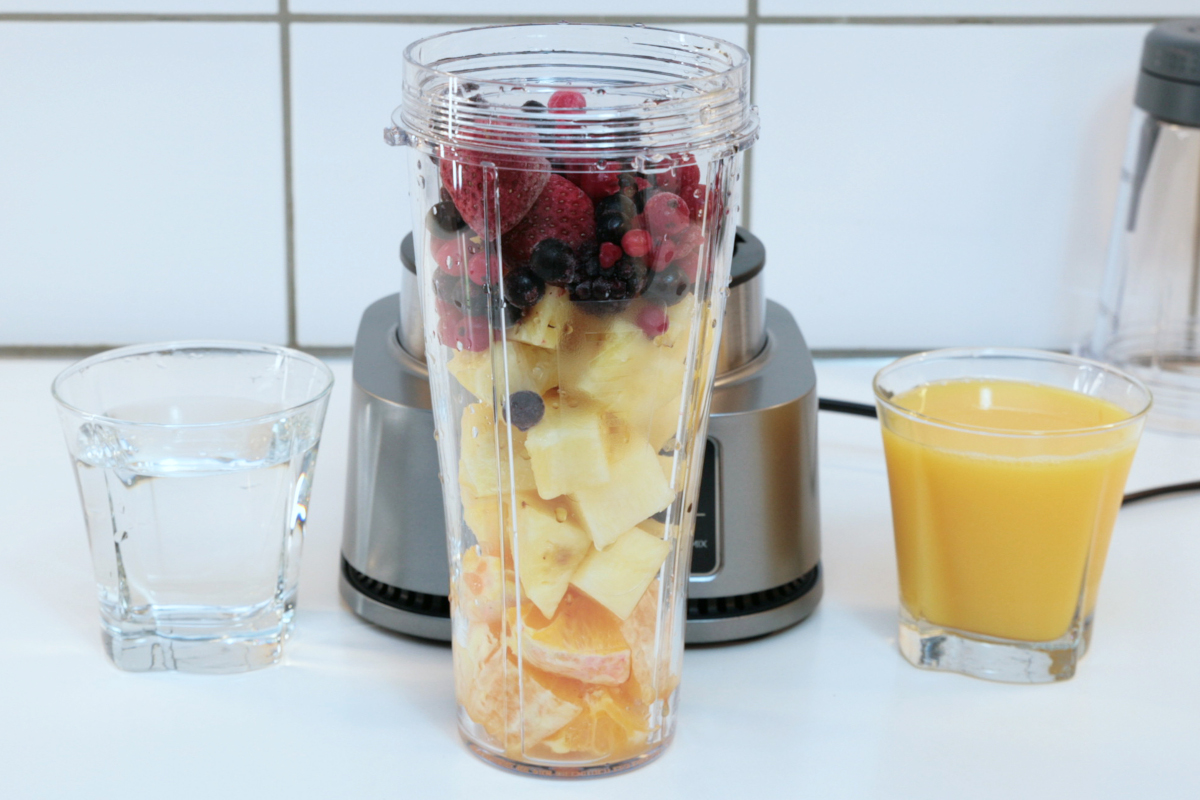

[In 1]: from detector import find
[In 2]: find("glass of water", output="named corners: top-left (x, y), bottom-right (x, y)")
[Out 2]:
top-left (52, 342), bottom-right (334, 673)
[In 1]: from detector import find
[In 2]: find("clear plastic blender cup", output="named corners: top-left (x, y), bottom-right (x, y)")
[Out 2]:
top-left (1088, 20), bottom-right (1200, 432)
top-left (389, 24), bottom-right (758, 776)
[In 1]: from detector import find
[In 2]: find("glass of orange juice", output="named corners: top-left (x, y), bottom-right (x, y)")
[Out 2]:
top-left (873, 348), bottom-right (1151, 683)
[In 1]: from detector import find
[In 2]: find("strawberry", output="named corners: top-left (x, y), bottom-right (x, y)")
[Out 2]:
top-left (438, 145), bottom-right (549, 237)
top-left (655, 154), bottom-right (700, 196)
top-left (504, 174), bottom-right (596, 263)
top-left (577, 162), bottom-right (622, 200)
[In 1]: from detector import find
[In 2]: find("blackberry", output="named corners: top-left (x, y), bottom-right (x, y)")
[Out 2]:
top-left (426, 200), bottom-right (465, 239)
top-left (529, 238), bottom-right (578, 286)
top-left (645, 265), bottom-right (690, 307)
top-left (571, 274), bottom-right (631, 316)
top-left (615, 256), bottom-right (650, 298)
top-left (504, 269), bottom-right (545, 309)
top-left (506, 390), bottom-right (545, 431)
top-left (522, 99), bottom-right (546, 111)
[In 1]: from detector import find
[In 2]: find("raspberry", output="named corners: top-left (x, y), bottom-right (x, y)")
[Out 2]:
top-left (677, 250), bottom-right (700, 281)
top-left (621, 229), bottom-right (652, 258)
top-left (467, 251), bottom-right (493, 286)
top-left (644, 192), bottom-right (691, 236)
top-left (599, 242), bottom-right (623, 270)
top-left (432, 238), bottom-right (463, 276)
top-left (548, 90), bottom-right (586, 110)
top-left (437, 305), bottom-right (463, 346)
top-left (455, 314), bottom-right (492, 352)
top-left (651, 238), bottom-right (678, 272)
top-left (637, 303), bottom-right (670, 339)
top-left (673, 225), bottom-right (703, 259)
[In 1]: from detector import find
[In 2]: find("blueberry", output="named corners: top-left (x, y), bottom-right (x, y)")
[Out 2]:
top-left (427, 201), bottom-right (465, 239)
top-left (645, 265), bottom-right (690, 307)
top-left (507, 390), bottom-right (545, 431)
top-left (522, 99), bottom-right (546, 111)
top-left (595, 194), bottom-right (636, 221)
top-left (529, 239), bottom-right (577, 285)
top-left (504, 269), bottom-right (545, 309)
top-left (596, 212), bottom-right (631, 245)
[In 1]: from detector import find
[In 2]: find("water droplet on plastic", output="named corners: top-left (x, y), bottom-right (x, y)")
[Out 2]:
top-left (416, 175), bottom-right (426, 188)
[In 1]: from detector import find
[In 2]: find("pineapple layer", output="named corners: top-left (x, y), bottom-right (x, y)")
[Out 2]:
top-left (450, 289), bottom-right (708, 764)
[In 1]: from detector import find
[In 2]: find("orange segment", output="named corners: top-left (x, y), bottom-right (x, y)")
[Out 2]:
top-left (539, 687), bottom-right (650, 760)
top-left (517, 590), bottom-right (632, 686)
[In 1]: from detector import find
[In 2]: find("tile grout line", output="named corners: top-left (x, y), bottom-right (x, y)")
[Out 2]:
top-left (0, 13), bottom-right (1173, 25)
top-left (280, 1), bottom-right (298, 348)
top-left (742, 0), bottom-right (758, 233)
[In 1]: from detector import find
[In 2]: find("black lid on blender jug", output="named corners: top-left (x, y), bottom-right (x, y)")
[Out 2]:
top-left (1136, 19), bottom-right (1200, 127)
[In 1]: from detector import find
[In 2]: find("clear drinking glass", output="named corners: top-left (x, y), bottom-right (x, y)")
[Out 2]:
top-left (52, 342), bottom-right (334, 673)
top-left (874, 349), bottom-right (1150, 683)
top-left (391, 24), bottom-right (757, 775)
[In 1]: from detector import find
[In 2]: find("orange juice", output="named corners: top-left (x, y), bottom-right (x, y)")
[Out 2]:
top-left (881, 379), bottom-right (1137, 643)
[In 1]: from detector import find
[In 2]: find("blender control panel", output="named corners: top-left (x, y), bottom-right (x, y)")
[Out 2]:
top-left (690, 439), bottom-right (720, 576)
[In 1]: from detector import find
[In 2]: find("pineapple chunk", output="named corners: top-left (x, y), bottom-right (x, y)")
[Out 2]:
top-left (458, 403), bottom-right (537, 498)
top-left (571, 439), bottom-right (673, 549)
top-left (462, 492), bottom-right (502, 553)
top-left (659, 295), bottom-right (697, 348)
top-left (571, 527), bottom-right (671, 620)
top-left (524, 403), bottom-right (610, 500)
top-left (573, 318), bottom-right (686, 428)
top-left (448, 341), bottom-right (558, 401)
top-left (516, 499), bottom-right (592, 617)
top-left (509, 286), bottom-right (571, 350)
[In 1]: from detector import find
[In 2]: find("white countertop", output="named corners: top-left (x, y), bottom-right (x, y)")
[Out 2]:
top-left (3, 356), bottom-right (1198, 799)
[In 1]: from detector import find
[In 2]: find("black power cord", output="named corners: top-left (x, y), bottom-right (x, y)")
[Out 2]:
top-left (817, 397), bottom-right (1198, 508)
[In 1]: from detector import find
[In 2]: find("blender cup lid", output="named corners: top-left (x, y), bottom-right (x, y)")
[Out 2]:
top-left (1136, 19), bottom-right (1200, 127)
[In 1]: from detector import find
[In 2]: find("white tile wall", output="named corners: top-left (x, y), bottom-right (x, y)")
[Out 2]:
top-left (760, 1), bottom-right (1199, 15)
top-left (0, 1), bottom-right (275, 11)
top-left (288, 23), bottom-right (452, 347)
top-left (288, 0), bottom-right (746, 15)
top-left (0, 12), bottom-right (1182, 351)
top-left (0, 22), bottom-right (287, 345)
top-left (751, 23), bottom-right (1149, 351)
top-left (289, 22), bottom-right (746, 346)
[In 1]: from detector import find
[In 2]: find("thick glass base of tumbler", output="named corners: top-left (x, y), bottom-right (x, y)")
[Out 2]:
top-left (898, 610), bottom-right (1085, 684)
top-left (463, 735), bottom-right (671, 778)
top-left (100, 605), bottom-right (294, 673)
